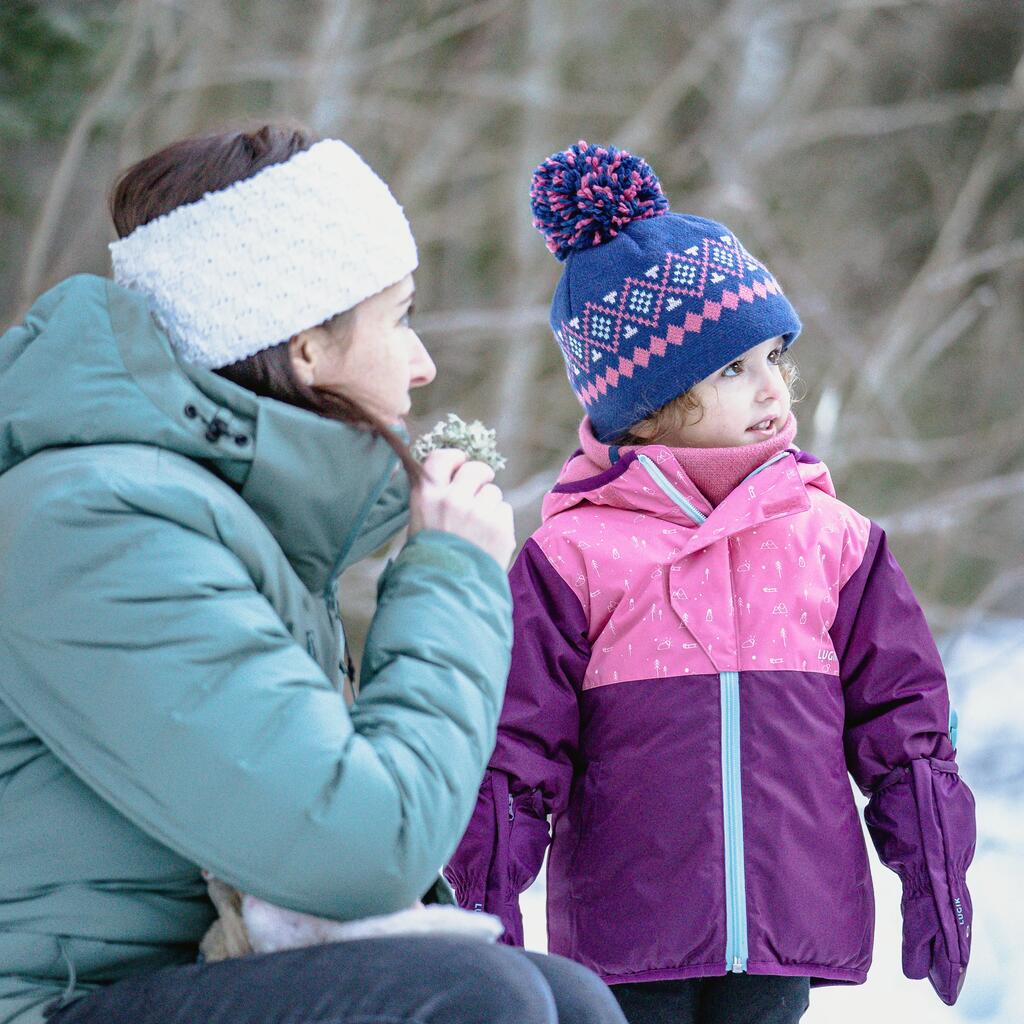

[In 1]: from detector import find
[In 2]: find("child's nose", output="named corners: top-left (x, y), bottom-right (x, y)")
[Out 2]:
top-left (757, 370), bottom-right (782, 401)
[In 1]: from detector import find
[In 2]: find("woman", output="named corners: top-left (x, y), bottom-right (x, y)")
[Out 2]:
top-left (0, 125), bottom-right (626, 1024)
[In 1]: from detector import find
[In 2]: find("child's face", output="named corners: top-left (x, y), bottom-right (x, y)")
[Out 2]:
top-left (666, 336), bottom-right (791, 448)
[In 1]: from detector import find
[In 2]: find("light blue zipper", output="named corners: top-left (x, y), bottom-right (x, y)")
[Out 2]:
top-left (721, 448), bottom-right (788, 971)
top-left (744, 449), bottom-right (790, 481)
top-left (637, 451), bottom-right (754, 973)
top-left (637, 449), bottom-right (790, 522)
top-left (636, 454), bottom-right (707, 524)
top-left (720, 670), bottom-right (748, 972)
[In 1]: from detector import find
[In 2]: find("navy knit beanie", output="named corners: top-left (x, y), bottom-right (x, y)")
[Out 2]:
top-left (531, 141), bottom-right (802, 442)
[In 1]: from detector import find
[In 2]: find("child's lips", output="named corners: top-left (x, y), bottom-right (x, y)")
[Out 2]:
top-left (747, 417), bottom-right (777, 435)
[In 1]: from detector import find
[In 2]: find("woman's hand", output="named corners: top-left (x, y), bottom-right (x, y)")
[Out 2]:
top-left (409, 449), bottom-right (516, 570)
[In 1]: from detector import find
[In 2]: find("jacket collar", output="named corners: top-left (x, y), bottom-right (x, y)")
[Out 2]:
top-left (544, 432), bottom-right (825, 552)
top-left (2, 276), bottom-right (410, 598)
top-left (105, 280), bottom-right (410, 596)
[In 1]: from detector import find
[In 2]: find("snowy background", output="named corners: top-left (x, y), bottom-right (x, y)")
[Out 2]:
top-left (519, 619), bottom-right (1023, 1024)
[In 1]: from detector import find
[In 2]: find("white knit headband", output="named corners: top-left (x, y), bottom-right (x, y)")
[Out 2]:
top-left (109, 138), bottom-right (418, 368)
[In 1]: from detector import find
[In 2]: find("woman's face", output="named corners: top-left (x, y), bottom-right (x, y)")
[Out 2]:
top-left (290, 275), bottom-right (436, 424)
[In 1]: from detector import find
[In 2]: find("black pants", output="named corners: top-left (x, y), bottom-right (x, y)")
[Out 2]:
top-left (49, 936), bottom-right (628, 1024)
top-left (612, 974), bottom-right (809, 1024)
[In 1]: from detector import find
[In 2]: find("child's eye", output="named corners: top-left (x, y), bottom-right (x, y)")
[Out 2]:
top-left (399, 306), bottom-right (414, 327)
top-left (768, 347), bottom-right (783, 364)
top-left (721, 360), bottom-right (743, 377)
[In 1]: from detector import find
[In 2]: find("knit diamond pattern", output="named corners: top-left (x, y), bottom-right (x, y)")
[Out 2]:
top-left (556, 232), bottom-right (779, 406)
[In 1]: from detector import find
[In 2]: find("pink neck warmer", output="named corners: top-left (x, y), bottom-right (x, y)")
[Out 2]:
top-left (579, 413), bottom-right (798, 508)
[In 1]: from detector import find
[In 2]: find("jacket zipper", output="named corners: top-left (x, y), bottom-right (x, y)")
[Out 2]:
top-left (636, 454), bottom-right (707, 524)
top-left (720, 669), bottom-right (748, 972)
top-left (716, 456), bottom-right (790, 973)
top-left (637, 451), bottom-right (757, 973)
top-left (743, 449), bottom-right (790, 481)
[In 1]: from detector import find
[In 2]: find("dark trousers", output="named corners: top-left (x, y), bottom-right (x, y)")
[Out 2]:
top-left (49, 935), bottom-right (628, 1024)
top-left (612, 974), bottom-right (810, 1024)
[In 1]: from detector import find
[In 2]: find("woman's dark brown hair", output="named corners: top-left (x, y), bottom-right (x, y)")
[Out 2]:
top-left (109, 123), bottom-right (420, 477)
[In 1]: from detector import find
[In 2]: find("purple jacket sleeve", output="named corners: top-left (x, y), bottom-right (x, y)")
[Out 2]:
top-left (445, 537), bottom-right (589, 945)
top-left (831, 522), bottom-right (975, 1005)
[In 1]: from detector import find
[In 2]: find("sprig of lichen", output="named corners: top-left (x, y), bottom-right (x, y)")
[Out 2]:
top-left (412, 413), bottom-right (507, 472)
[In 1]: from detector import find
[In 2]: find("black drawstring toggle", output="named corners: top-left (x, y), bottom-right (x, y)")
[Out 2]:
top-left (204, 418), bottom-right (229, 443)
top-left (182, 403), bottom-right (247, 446)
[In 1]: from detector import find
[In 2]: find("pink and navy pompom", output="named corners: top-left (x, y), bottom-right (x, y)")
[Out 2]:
top-left (530, 141), bottom-right (669, 261)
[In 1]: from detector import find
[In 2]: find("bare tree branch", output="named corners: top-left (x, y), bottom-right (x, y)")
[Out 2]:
top-left (748, 83), bottom-right (1023, 158)
top-left (881, 471), bottom-right (1024, 535)
top-left (764, 0), bottom-right (958, 28)
top-left (852, 48), bottom-right (1024, 403)
top-left (926, 238), bottom-right (1024, 292)
top-left (16, 0), bottom-right (152, 313)
top-left (614, 2), bottom-right (740, 152)
top-left (412, 305), bottom-right (550, 336)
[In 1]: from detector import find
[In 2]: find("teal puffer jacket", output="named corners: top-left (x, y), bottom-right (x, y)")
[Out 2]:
top-left (0, 276), bottom-right (513, 1023)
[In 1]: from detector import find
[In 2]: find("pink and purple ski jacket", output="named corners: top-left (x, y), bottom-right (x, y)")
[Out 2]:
top-left (446, 437), bottom-right (975, 1000)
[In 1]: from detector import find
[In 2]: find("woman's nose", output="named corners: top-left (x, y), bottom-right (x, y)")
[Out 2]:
top-left (409, 335), bottom-right (437, 389)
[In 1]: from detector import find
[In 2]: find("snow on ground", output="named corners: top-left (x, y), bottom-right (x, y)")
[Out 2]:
top-left (519, 620), bottom-right (1024, 1023)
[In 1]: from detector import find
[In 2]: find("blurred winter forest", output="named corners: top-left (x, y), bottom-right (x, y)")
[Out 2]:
top-left (3, 0), bottom-right (1023, 644)
top-left (0, 0), bottom-right (1019, 626)
top-left (2, 1), bottom-right (1023, 1019)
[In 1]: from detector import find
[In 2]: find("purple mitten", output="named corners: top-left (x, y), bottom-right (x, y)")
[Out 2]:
top-left (900, 889), bottom-right (934, 979)
top-left (900, 879), bottom-right (971, 1003)
top-left (865, 757), bottom-right (975, 1005)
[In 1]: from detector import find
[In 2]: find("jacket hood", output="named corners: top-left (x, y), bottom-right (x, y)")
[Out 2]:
top-left (541, 419), bottom-right (836, 556)
top-left (0, 275), bottom-right (409, 595)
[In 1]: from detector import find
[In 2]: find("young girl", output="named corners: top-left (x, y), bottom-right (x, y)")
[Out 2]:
top-left (446, 141), bottom-right (976, 1024)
